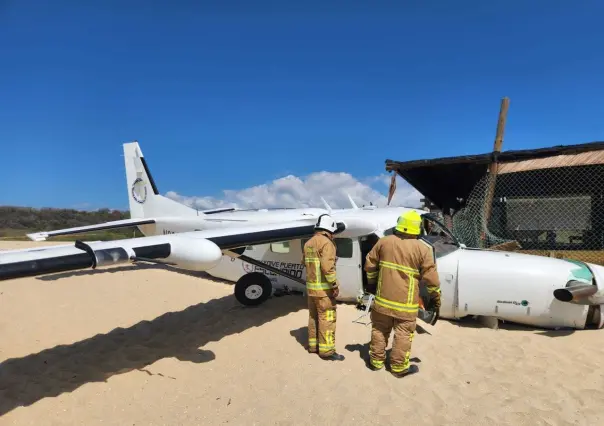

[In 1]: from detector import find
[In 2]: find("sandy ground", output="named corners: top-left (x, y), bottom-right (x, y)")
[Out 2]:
top-left (1, 241), bottom-right (604, 425)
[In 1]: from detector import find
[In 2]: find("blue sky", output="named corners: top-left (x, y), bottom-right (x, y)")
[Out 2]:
top-left (1, 1), bottom-right (604, 210)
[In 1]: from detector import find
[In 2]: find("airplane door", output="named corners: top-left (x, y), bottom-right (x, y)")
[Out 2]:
top-left (431, 250), bottom-right (460, 319)
top-left (334, 237), bottom-right (363, 301)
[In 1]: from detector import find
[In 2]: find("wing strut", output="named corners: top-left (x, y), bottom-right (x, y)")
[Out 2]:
top-left (229, 253), bottom-right (306, 285)
top-left (75, 240), bottom-right (98, 269)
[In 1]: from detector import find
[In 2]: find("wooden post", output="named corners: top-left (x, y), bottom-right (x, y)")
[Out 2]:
top-left (387, 172), bottom-right (397, 205)
top-left (482, 97), bottom-right (510, 247)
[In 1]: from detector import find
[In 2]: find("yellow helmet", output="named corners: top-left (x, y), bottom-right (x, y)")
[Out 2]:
top-left (395, 210), bottom-right (422, 236)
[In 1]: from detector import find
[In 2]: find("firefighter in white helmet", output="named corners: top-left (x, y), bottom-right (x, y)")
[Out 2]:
top-left (302, 214), bottom-right (345, 361)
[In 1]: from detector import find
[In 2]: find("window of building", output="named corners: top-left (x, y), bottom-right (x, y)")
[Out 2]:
top-left (501, 195), bottom-right (592, 249)
top-left (505, 195), bottom-right (592, 232)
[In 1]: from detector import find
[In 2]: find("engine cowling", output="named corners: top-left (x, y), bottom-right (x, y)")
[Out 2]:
top-left (163, 236), bottom-right (223, 272)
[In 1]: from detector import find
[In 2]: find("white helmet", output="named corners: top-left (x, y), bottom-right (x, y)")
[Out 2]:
top-left (315, 214), bottom-right (338, 234)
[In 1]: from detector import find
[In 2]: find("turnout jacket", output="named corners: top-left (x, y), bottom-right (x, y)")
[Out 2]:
top-left (302, 231), bottom-right (339, 297)
top-left (364, 235), bottom-right (440, 320)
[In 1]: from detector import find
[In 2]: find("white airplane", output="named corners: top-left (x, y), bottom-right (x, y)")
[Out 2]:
top-left (1, 141), bottom-right (604, 331)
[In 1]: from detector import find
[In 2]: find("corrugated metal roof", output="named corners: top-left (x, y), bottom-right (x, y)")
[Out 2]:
top-left (384, 141), bottom-right (604, 210)
top-left (385, 141), bottom-right (604, 172)
top-left (498, 150), bottom-right (604, 174)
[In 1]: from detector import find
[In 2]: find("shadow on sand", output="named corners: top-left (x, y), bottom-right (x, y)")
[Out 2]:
top-left (0, 293), bottom-right (306, 416)
top-left (343, 342), bottom-right (422, 369)
top-left (449, 316), bottom-right (577, 337)
top-left (289, 326), bottom-right (422, 368)
top-left (36, 265), bottom-right (580, 341)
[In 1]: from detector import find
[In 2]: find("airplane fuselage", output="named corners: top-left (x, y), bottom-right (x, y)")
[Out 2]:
top-left (134, 206), bottom-right (604, 330)
top-left (5, 140), bottom-right (603, 331)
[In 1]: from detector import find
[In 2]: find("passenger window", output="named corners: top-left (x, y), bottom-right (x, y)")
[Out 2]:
top-left (334, 238), bottom-right (353, 258)
top-left (300, 238), bottom-right (353, 258)
top-left (270, 241), bottom-right (290, 254)
top-left (301, 238), bottom-right (352, 259)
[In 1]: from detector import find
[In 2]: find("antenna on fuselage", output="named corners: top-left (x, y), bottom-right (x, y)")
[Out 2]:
top-left (346, 193), bottom-right (359, 210)
top-left (320, 197), bottom-right (333, 213)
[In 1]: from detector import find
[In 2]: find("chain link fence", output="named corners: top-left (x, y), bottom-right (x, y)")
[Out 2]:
top-left (447, 164), bottom-right (604, 266)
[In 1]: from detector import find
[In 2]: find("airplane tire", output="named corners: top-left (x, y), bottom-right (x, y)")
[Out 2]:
top-left (234, 272), bottom-right (272, 306)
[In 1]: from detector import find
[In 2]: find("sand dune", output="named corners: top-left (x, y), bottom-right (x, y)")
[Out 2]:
top-left (1, 240), bottom-right (604, 425)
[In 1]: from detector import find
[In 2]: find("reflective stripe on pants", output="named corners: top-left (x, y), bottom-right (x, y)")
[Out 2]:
top-left (307, 296), bottom-right (337, 356)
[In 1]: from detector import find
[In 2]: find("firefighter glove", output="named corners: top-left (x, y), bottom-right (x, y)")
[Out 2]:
top-left (428, 292), bottom-right (441, 310)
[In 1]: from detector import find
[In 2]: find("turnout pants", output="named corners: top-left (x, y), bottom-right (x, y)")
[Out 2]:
top-left (307, 296), bottom-right (337, 356)
top-left (369, 310), bottom-right (416, 373)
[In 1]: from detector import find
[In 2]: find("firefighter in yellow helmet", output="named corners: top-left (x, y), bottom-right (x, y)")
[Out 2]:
top-left (363, 210), bottom-right (441, 377)
top-left (302, 214), bottom-right (345, 361)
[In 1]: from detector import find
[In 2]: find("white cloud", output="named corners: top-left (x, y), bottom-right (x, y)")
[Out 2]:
top-left (165, 172), bottom-right (424, 210)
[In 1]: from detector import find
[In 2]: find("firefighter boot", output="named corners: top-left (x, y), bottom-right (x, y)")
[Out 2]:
top-left (320, 352), bottom-right (345, 361)
top-left (365, 357), bottom-right (382, 371)
top-left (391, 364), bottom-right (419, 378)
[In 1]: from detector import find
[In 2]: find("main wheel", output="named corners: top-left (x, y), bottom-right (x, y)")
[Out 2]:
top-left (234, 272), bottom-right (273, 306)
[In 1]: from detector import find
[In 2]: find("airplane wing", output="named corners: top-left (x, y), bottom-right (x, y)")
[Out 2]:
top-left (25, 218), bottom-right (157, 241)
top-left (24, 207), bottom-right (245, 242)
top-left (0, 216), bottom-right (377, 281)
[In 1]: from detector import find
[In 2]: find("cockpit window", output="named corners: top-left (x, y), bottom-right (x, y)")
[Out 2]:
top-left (421, 216), bottom-right (459, 258)
top-left (382, 213), bottom-right (459, 259)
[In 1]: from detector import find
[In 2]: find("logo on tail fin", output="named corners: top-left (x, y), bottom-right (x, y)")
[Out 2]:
top-left (131, 178), bottom-right (148, 204)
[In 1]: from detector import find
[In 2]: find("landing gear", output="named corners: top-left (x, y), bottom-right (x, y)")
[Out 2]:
top-left (586, 305), bottom-right (604, 329)
top-left (234, 272), bottom-right (273, 306)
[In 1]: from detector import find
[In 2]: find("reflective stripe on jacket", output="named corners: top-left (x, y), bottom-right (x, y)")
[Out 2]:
top-left (302, 231), bottom-right (338, 297)
top-left (364, 235), bottom-right (440, 320)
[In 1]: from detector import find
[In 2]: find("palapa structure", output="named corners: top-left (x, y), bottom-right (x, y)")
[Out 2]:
top-left (385, 141), bottom-right (604, 265)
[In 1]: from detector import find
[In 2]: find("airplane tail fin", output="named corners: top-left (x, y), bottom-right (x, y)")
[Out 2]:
top-left (123, 141), bottom-right (198, 218)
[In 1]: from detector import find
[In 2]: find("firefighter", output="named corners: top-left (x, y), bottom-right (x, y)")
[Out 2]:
top-left (363, 210), bottom-right (441, 377)
top-left (302, 214), bottom-right (345, 361)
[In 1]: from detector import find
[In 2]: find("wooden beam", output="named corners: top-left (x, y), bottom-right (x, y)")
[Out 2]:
top-left (482, 97), bottom-right (510, 247)
top-left (492, 97), bottom-right (510, 155)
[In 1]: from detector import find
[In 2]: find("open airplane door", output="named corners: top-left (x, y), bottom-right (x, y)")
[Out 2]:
top-left (333, 238), bottom-right (363, 303)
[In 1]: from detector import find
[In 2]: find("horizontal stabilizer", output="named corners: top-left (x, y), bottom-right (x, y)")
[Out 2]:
top-left (26, 218), bottom-right (156, 241)
top-left (200, 207), bottom-right (238, 215)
